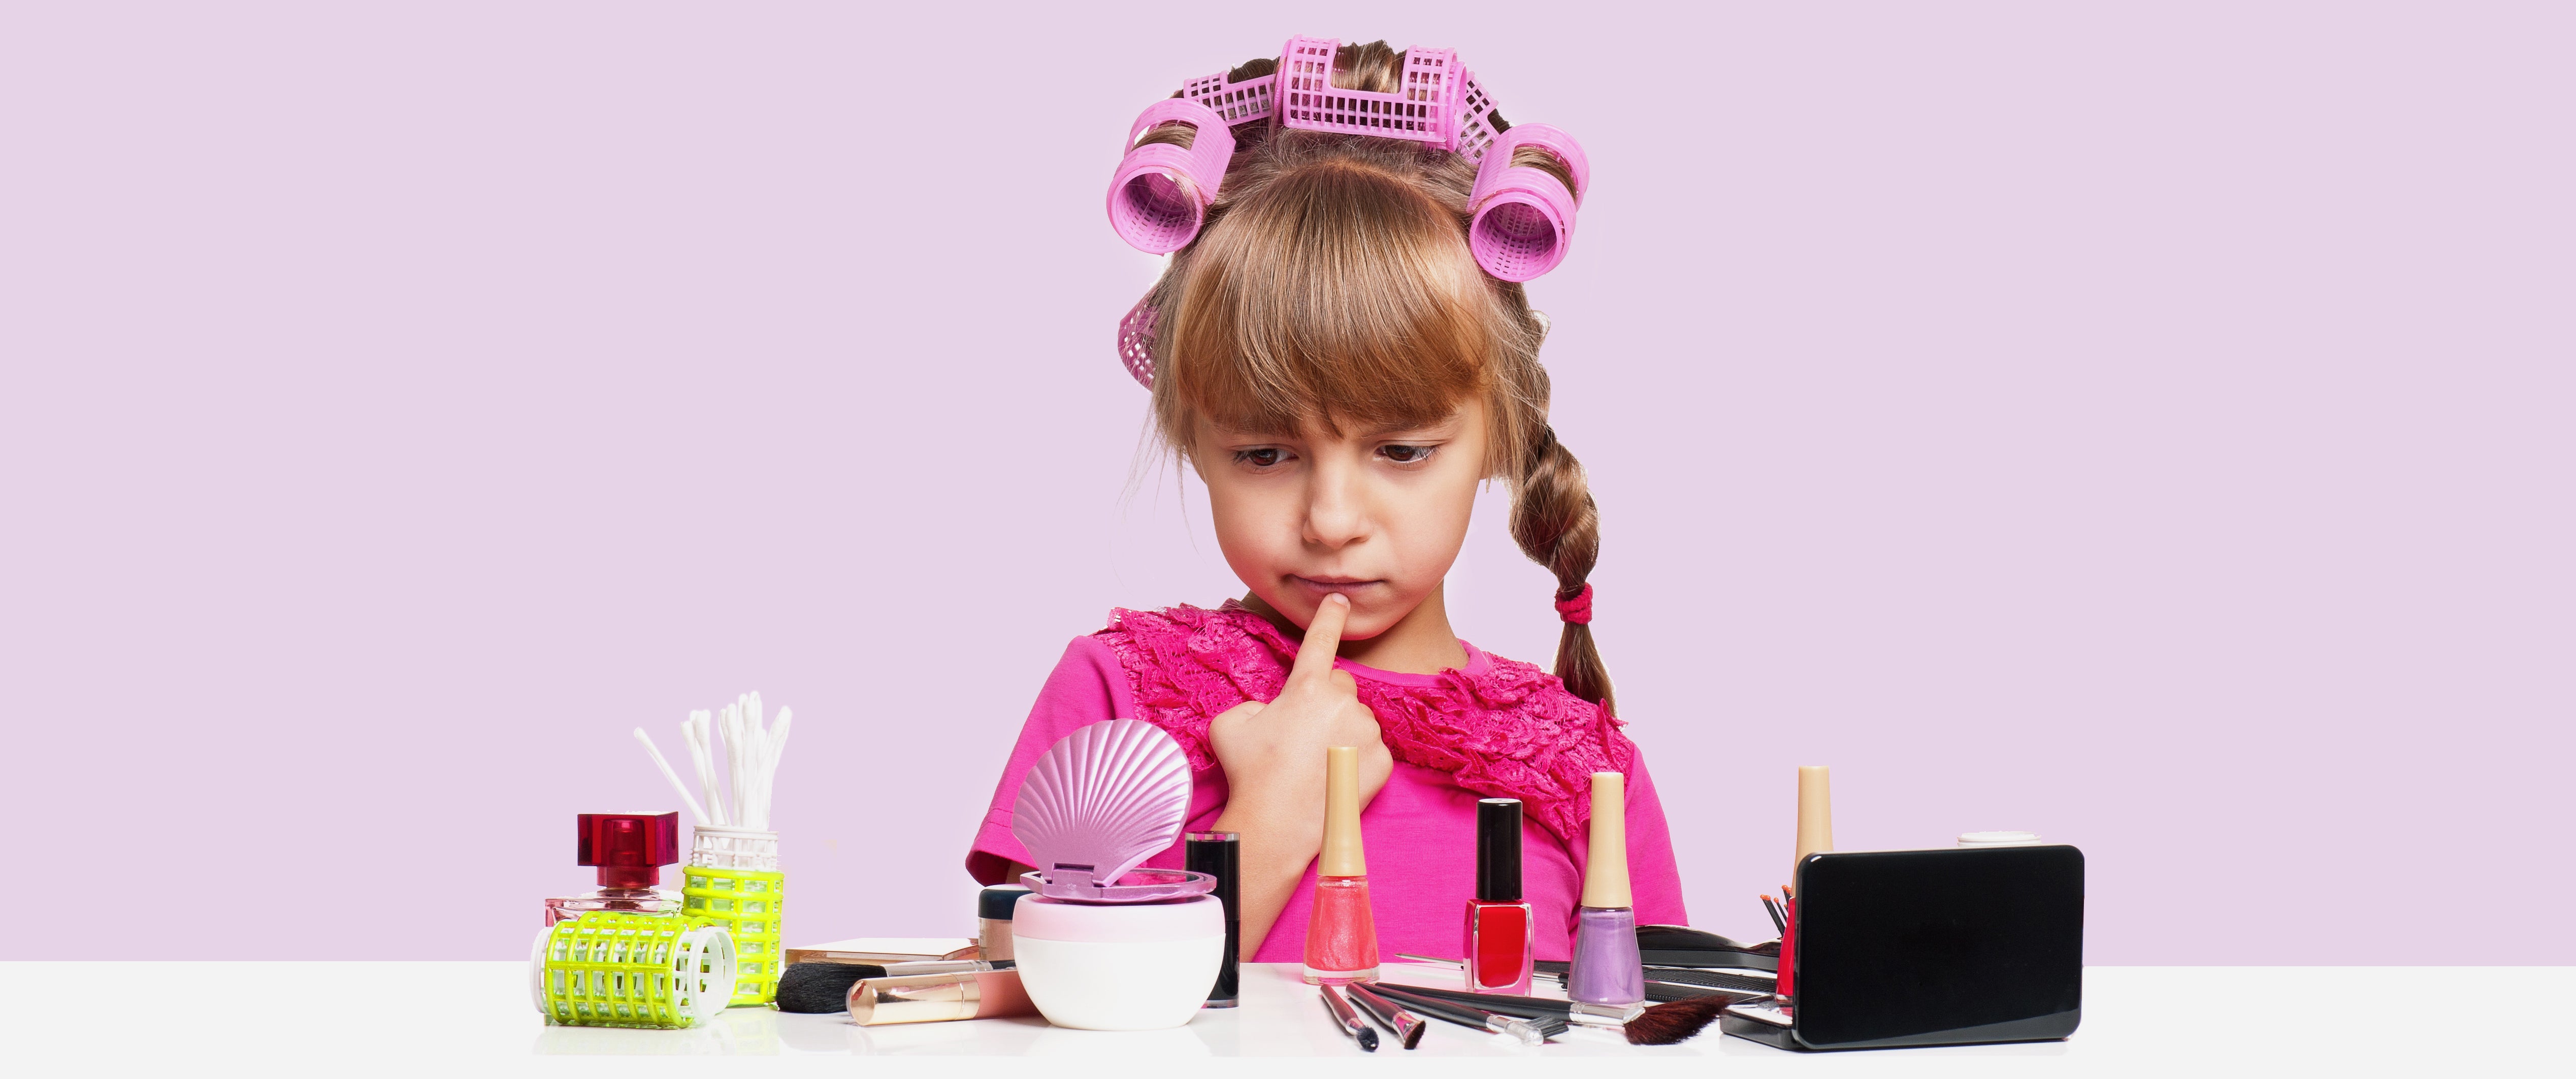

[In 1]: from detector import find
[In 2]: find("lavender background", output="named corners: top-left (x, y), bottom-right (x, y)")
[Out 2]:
top-left (4, 4), bottom-right (2567, 963)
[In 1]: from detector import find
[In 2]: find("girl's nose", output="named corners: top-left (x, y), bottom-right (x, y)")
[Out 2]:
top-left (1302, 460), bottom-right (1369, 550)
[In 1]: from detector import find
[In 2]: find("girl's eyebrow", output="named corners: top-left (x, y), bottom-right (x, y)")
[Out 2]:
top-left (1362, 416), bottom-right (1464, 439)
top-left (1212, 426), bottom-right (1299, 442)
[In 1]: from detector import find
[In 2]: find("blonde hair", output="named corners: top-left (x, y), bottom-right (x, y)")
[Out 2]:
top-left (1140, 41), bottom-right (1612, 712)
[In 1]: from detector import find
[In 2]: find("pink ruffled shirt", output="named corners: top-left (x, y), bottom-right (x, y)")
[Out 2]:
top-left (967, 605), bottom-right (1688, 963)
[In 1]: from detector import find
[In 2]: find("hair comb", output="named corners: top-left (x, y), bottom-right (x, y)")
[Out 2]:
top-left (1104, 36), bottom-right (1586, 284)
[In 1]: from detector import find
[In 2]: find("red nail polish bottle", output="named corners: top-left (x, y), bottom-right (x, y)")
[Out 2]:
top-left (1462, 798), bottom-right (1535, 994)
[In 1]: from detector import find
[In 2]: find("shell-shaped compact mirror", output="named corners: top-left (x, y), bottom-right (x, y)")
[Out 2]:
top-left (1011, 718), bottom-right (1215, 903)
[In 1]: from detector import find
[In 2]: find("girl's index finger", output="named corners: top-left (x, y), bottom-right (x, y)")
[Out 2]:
top-left (1292, 593), bottom-right (1350, 681)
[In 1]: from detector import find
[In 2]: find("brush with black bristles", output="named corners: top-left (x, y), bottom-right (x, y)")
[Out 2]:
top-left (775, 962), bottom-right (884, 1012)
top-left (1373, 983), bottom-right (1747, 1046)
top-left (774, 959), bottom-right (1014, 1013)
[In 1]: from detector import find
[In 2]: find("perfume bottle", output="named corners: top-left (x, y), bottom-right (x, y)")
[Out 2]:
top-left (1302, 745), bottom-right (1380, 985)
top-left (1462, 798), bottom-right (1535, 994)
top-left (543, 811), bottom-right (683, 926)
top-left (1566, 772), bottom-right (1645, 1005)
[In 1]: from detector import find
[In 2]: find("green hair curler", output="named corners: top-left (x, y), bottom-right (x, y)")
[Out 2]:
top-left (530, 911), bottom-right (736, 1029)
top-left (687, 826), bottom-right (784, 1006)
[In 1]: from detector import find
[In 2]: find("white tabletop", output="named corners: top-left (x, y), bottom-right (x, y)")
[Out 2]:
top-left (4, 961), bottom-right (2562, 1074)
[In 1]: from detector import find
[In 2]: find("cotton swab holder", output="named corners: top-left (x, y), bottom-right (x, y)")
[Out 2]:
top-left (683, 826), bottom-right (785, 1006)
top-left (632, 692), bottom-right (796, 1007)
top-left (530, 911), bottom-right (736, 1029)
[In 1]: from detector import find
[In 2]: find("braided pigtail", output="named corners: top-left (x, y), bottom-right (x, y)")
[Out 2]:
top-left (1508, 422), bottom-right (1613, 714)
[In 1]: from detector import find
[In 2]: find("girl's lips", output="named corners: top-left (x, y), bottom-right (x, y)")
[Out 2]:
top-left (1290, 576), bottom-right (1384, 599)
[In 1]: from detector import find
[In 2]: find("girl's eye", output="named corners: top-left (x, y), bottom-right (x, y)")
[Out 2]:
top-left (1380, 444), bottom-right (1437, 464)
top-left (1233, 447), bottom-right (1289, 468)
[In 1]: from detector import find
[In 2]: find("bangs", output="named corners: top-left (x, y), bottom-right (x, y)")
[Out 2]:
top-left (1161, 158), bottom-right (1507, 438)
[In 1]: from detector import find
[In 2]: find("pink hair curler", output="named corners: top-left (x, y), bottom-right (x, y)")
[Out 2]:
top-left (1273, 36), bottom-right (1482, 152)
top-left (1107, 99), bottom-right (1239, 255)
top-left (1178, 37), bottom-right (1507, 161)
top-left (1111, 37), bottom-right (1516, 258)
top-left (1115, 293), bottom-right (1158, 388)
top-left (1469, 124), bottom-right (1589, 282)
top-left (1106, 37), bottom-right (1588, 381)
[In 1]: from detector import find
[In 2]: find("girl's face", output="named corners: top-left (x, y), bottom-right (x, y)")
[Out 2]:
top-left (1190, 398), bottom-right (1488, 640)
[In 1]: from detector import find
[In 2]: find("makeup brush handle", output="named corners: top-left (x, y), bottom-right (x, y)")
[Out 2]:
top-left (1317, 986), bottom-right (1379, 1051)
top-left (1378, 983), bottom-right (1640, 1027)
top-left (1366, 985), bottom-right (1553, 1043)
top-left (1343, 983), bottom-right (1427, 1049)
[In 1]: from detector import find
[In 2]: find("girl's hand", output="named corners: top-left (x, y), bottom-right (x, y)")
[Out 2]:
top-left (1205, 594), bottom-right (1393, 958)
top-left (1209, 593), bottom-right (1393, 816)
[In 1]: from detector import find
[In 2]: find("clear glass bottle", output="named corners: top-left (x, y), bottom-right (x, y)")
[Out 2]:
top-left (1302, 747), bottom-right (1380, 984)
top-left (543, 811), bottom-right (684, 926)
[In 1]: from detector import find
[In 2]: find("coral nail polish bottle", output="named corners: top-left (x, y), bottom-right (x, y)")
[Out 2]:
top-left (1567, 771), bottom-right (1646, 1006)
top-left (1463, 798), bottom-right (1536, 994)
top-left (1302, 746), bottom-right (1380, 985)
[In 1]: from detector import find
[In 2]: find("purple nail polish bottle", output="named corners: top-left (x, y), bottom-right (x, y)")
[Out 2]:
top-left (1566, 771), bottom-right (1646, 1005)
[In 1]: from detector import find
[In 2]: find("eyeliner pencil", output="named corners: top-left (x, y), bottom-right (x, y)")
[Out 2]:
top-left (1760, 894), bottom-right (1788, 935)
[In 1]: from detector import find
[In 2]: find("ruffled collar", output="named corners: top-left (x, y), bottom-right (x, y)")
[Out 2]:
top-left (1095, 602), bottom-right (1634, 844)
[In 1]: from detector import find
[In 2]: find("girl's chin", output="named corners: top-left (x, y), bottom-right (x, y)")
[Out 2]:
top-left (1291, 600), bottom-right (1404, 640)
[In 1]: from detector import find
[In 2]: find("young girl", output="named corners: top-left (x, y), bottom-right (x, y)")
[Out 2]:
top-left (966, 39), bottom-right (1687, 965)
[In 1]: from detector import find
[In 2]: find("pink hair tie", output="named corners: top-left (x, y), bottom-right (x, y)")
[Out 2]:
top-left (1554, 583), bottom-right (1594, 625)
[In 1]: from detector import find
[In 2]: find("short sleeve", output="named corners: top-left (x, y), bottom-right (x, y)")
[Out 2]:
top-left (1622, 749), bottom-right (1692, 927)
top-left (963, 635), bottom-right (1138, 885)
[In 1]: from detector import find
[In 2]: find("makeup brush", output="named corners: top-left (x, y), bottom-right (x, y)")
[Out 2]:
top-left (1646, 980), bottom-right (1740, 1003)
top-left (774, 959), bottom-right (1017, 1013)
top-left (1317, 986), bottom-right (1379, 1052)
top-left (1342, 983), bottom-right (1427, 1049)
top-left (1364, 984), bottom-right (1564, 1044)
top-left (1375, 984), bottom-right (1738, 1046)
top-left (775, 961), bottom-right (885, 1012)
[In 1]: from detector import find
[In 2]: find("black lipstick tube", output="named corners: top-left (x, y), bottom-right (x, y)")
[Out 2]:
top-left (1186, 830), bottom-right (1241, 1007)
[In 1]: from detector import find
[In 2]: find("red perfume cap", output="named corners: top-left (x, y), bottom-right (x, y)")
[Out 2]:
top-left (577, 812), bottom-right (680, 889)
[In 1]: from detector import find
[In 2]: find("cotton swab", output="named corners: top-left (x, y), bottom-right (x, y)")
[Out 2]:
top-left (749, 694), bottom-right (774, 828)
top-left (632, 728), bottom-right (712, 824)
top-left (739, 694), bottom-right (760, 826)
top-left (685, 710), bottom-right (726, 827)
top-left (758, 706), bottom-right (792, 829)
top-left (743, 709), bottom-right (767, 829)
top-left (724, 701), bottom-right (746, 825)
top-left (639, 692), bottom-right (795, 833)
